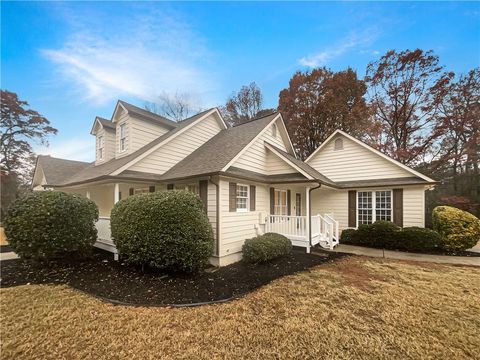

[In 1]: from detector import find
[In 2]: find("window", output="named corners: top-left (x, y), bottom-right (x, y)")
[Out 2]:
top-left (185, 184), bottom-right (198, 194)
top-left (357, 190), bottom-right (392, 225)
top-left (119, 124), bottom-right (127, 151)
top-left (236, 184), bottom-right (249, 212)
top-left (274, 189), bottom-right (288, 215)
top-left (134, 188), bottom-right (149, 194)
top-left (97, 136), bottom-right (104, 160)
top-left (334, 138), bottom-right (343, 150)
top-left (272, 123), bottom-right (277, 138)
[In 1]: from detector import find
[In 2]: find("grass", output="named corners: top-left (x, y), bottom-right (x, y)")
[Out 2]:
top-left (1, 256), bottom-right (479, 359)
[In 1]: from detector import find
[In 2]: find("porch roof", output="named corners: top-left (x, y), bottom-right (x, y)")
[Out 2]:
top-left (336, 177), bottom-right (436, 188)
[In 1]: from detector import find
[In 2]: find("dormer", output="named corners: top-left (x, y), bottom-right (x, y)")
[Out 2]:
top-left (111, 100), bottom-right (177, 159)
top-left (90, 117), bottom-right (116, 165)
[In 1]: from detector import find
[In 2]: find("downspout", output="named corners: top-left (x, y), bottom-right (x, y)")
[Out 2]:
top-left (209, 176), bottom-right (220, 257)
top-left (308, 182), bottom-right (322, 249)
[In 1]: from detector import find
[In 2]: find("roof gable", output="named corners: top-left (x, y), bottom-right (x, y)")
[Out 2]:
top-left (306, 130), bottom-right (435, 183)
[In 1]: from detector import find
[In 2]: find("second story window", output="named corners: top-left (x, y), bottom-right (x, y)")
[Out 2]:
top-left (98, 136), bottom-right (104, 160)
top-left (119, 123), bottom-right (127, 152)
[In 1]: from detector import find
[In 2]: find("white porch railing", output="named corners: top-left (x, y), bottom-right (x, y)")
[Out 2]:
top-left (265, 215), bottom-right (307, 240)
top-left (95, 217), bottom-right (118, 260)
top-left (265, 213), bottom-right (339, 251)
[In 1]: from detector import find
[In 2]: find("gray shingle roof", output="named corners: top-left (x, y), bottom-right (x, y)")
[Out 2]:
top-left (56, 108), bottom-right (215, 186)
top-left (160, 113), bottom-right (279, 181)
top-left (264, 142), bottom-right (338, 187)
top-left (118, 100), bottom-right (177, 129)
top-left (36, 156), bottom-right (91, 186)
top-left (96, 117), bottom-right (116, 130)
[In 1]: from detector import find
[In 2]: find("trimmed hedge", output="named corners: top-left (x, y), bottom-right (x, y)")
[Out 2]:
top-left (350, 220), bottom-right (400, 248)
top-left (111, 190), bottom-right (213, 272)
top-left (4, 191), bottom-right (98, 259)
top-left (242, 233), bottom-right (292, 264)
top-left (340, 221), bottom-right (442, 252)
top-left (433, 206), bottom-right (480, 251)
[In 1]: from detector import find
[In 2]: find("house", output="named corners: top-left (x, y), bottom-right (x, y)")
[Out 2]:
top-left (32, 101), bottom-right (437, 266)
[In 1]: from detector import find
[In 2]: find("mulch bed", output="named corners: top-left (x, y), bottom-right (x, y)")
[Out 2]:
top-left (0, 249), bottom-right (344, 306)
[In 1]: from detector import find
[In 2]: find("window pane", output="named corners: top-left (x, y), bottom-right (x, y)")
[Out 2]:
top-left (358, 191), bottom-right (373, 225)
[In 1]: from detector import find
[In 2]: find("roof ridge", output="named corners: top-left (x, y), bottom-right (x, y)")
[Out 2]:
top-left (232, 111), bottom-right (279, 128)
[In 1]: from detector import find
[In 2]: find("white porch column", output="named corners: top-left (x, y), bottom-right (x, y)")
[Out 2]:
top-left (86, 191), bottom-right (90, 199)
top-left (305, 186), bottom-right (311, 254)
top-left (114, 183), bottom-right (120, 204)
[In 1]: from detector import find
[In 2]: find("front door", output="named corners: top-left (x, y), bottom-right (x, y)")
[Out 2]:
top-left (296, 193), bottom-right (301, 216)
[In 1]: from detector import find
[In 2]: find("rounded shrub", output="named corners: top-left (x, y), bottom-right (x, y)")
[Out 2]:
top-left (4, 191), bottom-right (98, 259)
top-left (351, 220), bottom-right (400, 248)
top-left (392, 227), bottom-right (442, 252)
top-left (432, 206), bottom-right (480, 251)
top-left (340, 228), bottom-right (356, 244)
top-left (242, 232), bottom-right (292, 264)
top-left (110, 190), bottom-right (213, 272)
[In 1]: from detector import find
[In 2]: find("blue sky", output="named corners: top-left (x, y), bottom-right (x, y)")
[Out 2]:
top-left (2, 1), bottom-right (479, 161)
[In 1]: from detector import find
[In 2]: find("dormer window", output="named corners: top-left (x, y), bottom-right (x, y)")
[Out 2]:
top-left (119, 123), bottom-right (127, 152)
top-left (334, 138), bottom-right (343, 150)
top-left (98, 136), bottom-right (104, 160)
top-left (272, 124), bottom-right (277, 138)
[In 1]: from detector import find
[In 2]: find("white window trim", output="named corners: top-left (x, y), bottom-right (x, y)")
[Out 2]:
top-left (119, 123), bottom-right (127, 152)
top-left (274, 189), bottom-right (288, 216)
top-left (236, 184), bottom-right (249, 212)
top-left (356, 189), bottom-right (392, 227)
top-left (98, 136), bottom-right (104, 160)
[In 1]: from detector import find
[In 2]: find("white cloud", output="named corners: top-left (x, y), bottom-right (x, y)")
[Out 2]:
top-left (299, 28), bottom-right (379, 68)
top-left (42, 10), bottom-right (215, 105)
top-left (35, 137), bottom-right (95, 162)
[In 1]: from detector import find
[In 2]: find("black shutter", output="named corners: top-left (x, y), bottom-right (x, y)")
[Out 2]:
top-left (287, 190), bottom-right (291, 216)
top-left (167, 184), bottom-right (174, 190)
top-left (270, 188), bottom-right (275, 215)
top-left (199, 180), bottom-right (208, 213)
top-left (348, 190), bottom-right (356, 227)
top-left (393, 189), bottom-right (403, 227)
top-left (149, 186), bottom-right (155, 193)
top-left (129, 188), bottom-right (134, 196)
top-left (229, 182), bottom-right (237, 212)
top-left (250, 185), bottom-right (256, 211)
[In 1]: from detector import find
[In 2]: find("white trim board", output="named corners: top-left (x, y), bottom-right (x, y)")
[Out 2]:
top-left (305, 129), bottom-right (435, 183)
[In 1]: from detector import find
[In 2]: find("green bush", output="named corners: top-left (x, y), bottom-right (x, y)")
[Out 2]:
top-left (4, 191), bottom-right (98, 259)
top-left (111, 190), bottom-right (213, 272)
top-left (432, 206), bottom-right (480, 251)
top-left (340, 228), bottom-right (356, 244)
top-left (350, 220), bottom-right (400, 248)
top-left (392, 227), bottom-right (442, 252)
top-left (242, 233), bottom-right (292, 264)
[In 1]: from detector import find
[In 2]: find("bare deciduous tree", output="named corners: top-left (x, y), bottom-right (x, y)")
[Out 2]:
top-left (222, 82), bottom-right (264, 126)
top-left (145, 92), bottom-right (201, 122)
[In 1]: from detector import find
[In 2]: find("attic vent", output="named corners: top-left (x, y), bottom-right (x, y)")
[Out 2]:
top-left (272, 124), bottom-right (277, 138)
top-left (334, 138), bottom-right (343, 150)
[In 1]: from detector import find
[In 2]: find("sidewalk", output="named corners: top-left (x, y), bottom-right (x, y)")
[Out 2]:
top-left (0, 251), bottom-right (19, 261)
top-left (322, 244), bottom-right (480, 267)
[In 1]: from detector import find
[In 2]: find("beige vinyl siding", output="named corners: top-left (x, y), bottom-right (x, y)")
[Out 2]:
top-left (128, 117), bottom-right (170, 152)
top-left (311, 185), bottom-right (427, 231)
top-left (128, 114), bottom-right (223, 174)
top-left (232, 121), bottom-right (294, 175)
top-left (403, 186), bottom-right (426, 227)
top-left (207, 182), bottom-right (217, 240)
top-left (95, 127), bottom-right (115, 165)
top-left (311, 188), bottom-right (349, 230)
top-left (307, 134), bottom-right (412, 181)
top-left (219, 178), bottom-right (269, 256)
top-left (266, 150), bottom-right (297, 174)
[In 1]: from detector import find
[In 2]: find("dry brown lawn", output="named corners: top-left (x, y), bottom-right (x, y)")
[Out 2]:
top-left (1, 256), bottom-right (479, 360)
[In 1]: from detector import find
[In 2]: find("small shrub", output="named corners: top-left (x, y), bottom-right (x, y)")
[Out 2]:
top-left (392, 227), bottom-right (442, 252)
top-left (350, 220), bottom-right (400, 248)
top-left (242, 233), bottom-right (292, 264)
top-left (432, 206), bottom-right (480, 251)
top-left (340, 228), bottom-right (356, 244)
top-left (111, 190), bottom-right (213, 272)
top-left (4, 191), bottom-right (98, 259)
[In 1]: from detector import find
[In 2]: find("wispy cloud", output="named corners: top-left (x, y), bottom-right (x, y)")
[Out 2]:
top-left (35, 137), bottom-right (95, 162)
top-left (299, 28), bottom-right (379, 68)
top-left (41, 8), bottom-right (215, 105)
